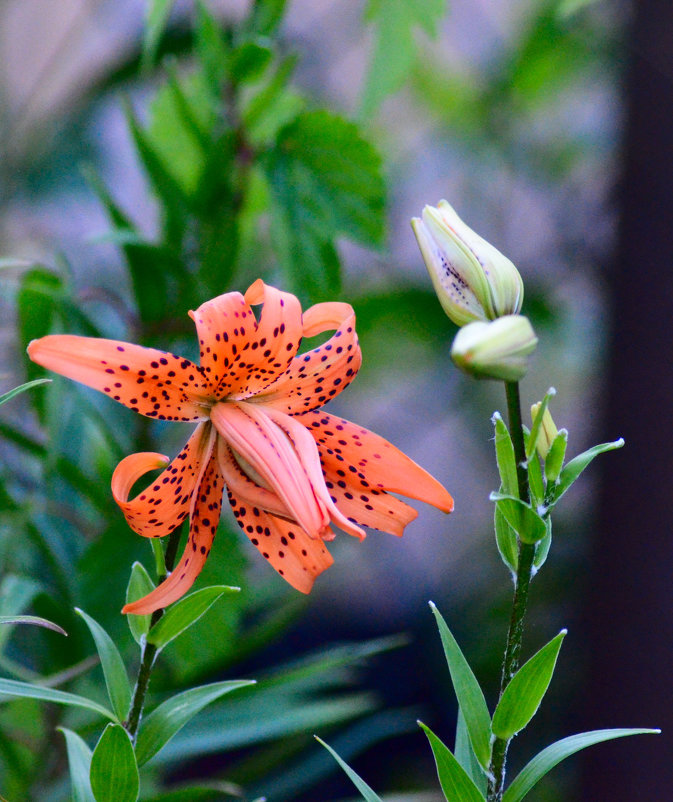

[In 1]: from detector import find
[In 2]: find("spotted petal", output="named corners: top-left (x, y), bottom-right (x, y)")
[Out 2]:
top-left (189, 280), bottom-right (303, 400)
top-left (253, 301), bottom-right (361, 415)
top-left (27, 335), bottom-right (210, 421)
top-left (122, 429), bottom-right (223, 615)
top-left (321, 460), bottom-right (419, 537)
top-left (302, 410), bottom-right (454, 513)
top-left (111, 423), bottom-right (212, 538)
top-left (227, 487), bottom-right (333, 593)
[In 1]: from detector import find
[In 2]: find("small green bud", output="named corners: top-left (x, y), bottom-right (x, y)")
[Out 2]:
top-left (530, 403), bottom-right (559, 459)
top-left (411, 199), bottom-right (524, 327)
top-left (451, 315), bottom-right (537, 382)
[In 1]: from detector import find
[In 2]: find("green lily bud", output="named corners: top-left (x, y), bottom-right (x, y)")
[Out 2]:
top-left (411, 199), bottom-right (524, 327)
top-left (530, 403), bottom-right (559, 459)
top-left (450, 315), bottom-right (537, 382)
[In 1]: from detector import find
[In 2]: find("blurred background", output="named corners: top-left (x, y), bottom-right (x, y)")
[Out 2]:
top-left (0, 0), bottom-right (668, 799)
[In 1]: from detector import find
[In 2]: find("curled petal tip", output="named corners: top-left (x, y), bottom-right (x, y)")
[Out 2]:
top-left (244, 278), bottom-right (266, 304)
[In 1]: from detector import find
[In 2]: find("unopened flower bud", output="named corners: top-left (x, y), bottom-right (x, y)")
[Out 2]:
top-left (412, 200), bottom-right (524, 327)
top-left (450, 315), bottom-right (537, 382)
top-left (530, 403), bottom-right (559, 459)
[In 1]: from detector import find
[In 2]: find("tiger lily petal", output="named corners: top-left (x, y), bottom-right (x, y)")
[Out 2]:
top-left (28, 279), bottom-right (453, 614)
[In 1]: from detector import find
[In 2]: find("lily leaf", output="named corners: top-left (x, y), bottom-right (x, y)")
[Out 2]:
top-left (125, 562), bottom-right (156, 645)
top-left (492, 630), bottom-right (566, 739)
top-left (550, 439), bottom-right (624, 506)
top-left (90, 723), bottom-right (139, 802)
top-left (0, 678), bottom-right (115, 720)
top-left (147, 585), bottom-right (239, 650)
top-left (493, 412), bottom-right (518, 499)
top-left (76, 608), bottom-right (132, 722)
top-left (135, 679), bottom-right (255, 766)
top-left (503, 728), bottom-right (659, 802)
top-left (455, 708), bottom-right (488, 795)
top-left (429, 603), bottom-right (492, 771)
top-left (490, 493), bottom-right (547, 544)
top-left (419, 722), bottom-right (486, 801)
top-left (494, 501), bottom-right (518, 575)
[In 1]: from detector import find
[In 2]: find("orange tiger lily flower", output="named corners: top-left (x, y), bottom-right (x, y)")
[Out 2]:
top-left (28, 280), bottom-right (453, 614)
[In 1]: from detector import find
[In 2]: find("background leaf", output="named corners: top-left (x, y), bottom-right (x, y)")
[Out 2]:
top-left (316, 736), bottom-right (383, 802)
top-left (361, 0), bottom-right (447, 118)
top-left (59, 728), bottom-right (96, 802)
top-left (265, 109), bottom-right (385, 298)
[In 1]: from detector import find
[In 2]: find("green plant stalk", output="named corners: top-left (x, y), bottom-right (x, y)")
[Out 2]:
top-left (487, 381), bottom-right (537, 801)
top-left (124, 524), bottom-right (183, 740)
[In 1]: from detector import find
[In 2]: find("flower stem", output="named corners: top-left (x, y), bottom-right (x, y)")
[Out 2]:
top-left (487, 381), bottom-right (536, 801)
top-left (124, 525), bottom-right (183, 740)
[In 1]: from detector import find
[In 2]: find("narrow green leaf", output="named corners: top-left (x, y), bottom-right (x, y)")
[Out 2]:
top-left (316, 736), bottom-right (383, 801)
top-left (0, 678), bottom-right (115, 720)
top-left (124, 100), bottom-right (189, 241)
top-left (429, 603), bottom-right (492, 770)
top-left (142, 784), bottom-right (246, 802)
top-left (0, 615), bottom-right (66, 636)
top-left (454, 708), bottom-right (488, 796)
top-left (360, 0), bottom-right (446, 119)
top-left (125, 562), bottom-right (156, 645)
top-left (551, 439), bottom-right (624, 505)
top-left (493, 412), bottom-right (518, 498)
top-left (195, 0), bottom-right (230, 95)
top-left (533, 519), bottom-right (552, 571)
top-left (419, 722), bottom-right (486, 801)
top-left (544, 429), bottom-right (568, 484)
top-left (492, 631), bottom-right (566, 739)
top-left (59, 728), bottom-right (95, 802)
top-left (75, 609), bottom-right (132, 723)
top-left (241, 56), bottom-right (303, 148)
top-left (526, 444), bottom-right (545, 506)
top-left (0, 379), bottom-right (51, 407)
top-left (90, 723), bottom-right (139, 802)
top-left (147, 585), bottom-right (239, 650)
top-left (494, 503), bottom-right (518, 575)
top-left (230, 40), bottom-right (273, 85)
top-left (135, 679), bottom-right (255, 766)
top-left (526, 388), bottom-right (556, 460)
top-left (490, 493), bottom-right (547, 544)
top-left (143, 0), bottom-right (177, 69)
top-left (248, 0), bottom-right (288, 36)
top-left (502, 728), bottom-right (660, 802)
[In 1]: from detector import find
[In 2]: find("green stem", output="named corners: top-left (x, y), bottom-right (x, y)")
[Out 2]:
top-left (124, 525), bottom-right (183, 740)
top-left (487, 381), bottom-right (536, 802)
